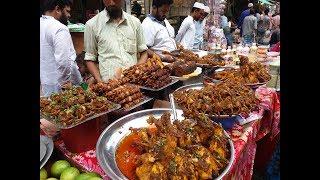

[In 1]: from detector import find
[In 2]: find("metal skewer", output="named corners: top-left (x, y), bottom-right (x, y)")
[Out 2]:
top-left (169, 93), bottom-right (178, 120)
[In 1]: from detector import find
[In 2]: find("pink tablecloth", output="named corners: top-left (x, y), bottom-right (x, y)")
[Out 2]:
top-left (54, 86), bottom-right (280, 180)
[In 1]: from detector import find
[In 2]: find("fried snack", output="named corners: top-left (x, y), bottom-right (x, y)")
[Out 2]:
top-left (117, 112), bottom-right (230, 180)
top-left (173, 80), bottom-right (259, 117)
top-left (199, 54), bottom-right (226, 66)
top-left (212, 56), bottom-right (271, 84)
top-left (169, 46), bottom-right (226, 66)
top-left (171, 60), bottom-right (197, 77)
top-left (40, 86), bottom-right (116, 127)
top-left (122, 54), bottom-right (172, 89)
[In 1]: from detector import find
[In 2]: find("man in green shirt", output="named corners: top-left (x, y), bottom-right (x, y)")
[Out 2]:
top-left (84, 0), bottom-right (148, 82)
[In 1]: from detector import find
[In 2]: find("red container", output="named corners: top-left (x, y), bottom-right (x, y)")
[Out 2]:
top-left (60, 115), bottom-right (108, 153)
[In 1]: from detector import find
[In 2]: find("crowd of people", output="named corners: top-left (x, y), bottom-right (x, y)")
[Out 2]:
top-left (236, 2), bottom-right (280, 47)
top-left (40, 0), bottom-right (280, 134)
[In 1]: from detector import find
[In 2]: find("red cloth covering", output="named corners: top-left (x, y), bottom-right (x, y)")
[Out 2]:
top-left (52, 86), bottom-right (280, 180)
top-left (270, 42), bottom-right (280, 52)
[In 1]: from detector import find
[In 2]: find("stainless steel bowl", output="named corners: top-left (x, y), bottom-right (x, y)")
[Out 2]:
top-left (96, 108), bottom-right (235, 180)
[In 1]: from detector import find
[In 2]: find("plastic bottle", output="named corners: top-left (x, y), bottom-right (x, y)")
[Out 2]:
top-left (250, 43), bottom-right (258, 54)
top-left (242, 44), bottom-right (250, 55)
top-left (236, 44), bottom-right (243, 55)
top-left (227, 46), bottom-right (232, 55)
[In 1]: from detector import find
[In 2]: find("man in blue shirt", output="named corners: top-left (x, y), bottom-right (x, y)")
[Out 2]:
top-left (237, 3), bottom-right (254, 36)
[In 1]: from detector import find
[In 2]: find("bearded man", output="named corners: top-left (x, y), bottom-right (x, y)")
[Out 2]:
top-left (84, 0), bottom-right (148, 82)
top-left (40, 0), bottom-right (83, 97)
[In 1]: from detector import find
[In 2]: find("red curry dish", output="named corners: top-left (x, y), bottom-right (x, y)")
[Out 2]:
top-left (115, 112), bottom-right (230, 180)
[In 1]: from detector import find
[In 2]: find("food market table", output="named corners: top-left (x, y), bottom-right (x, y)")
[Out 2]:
top-left (53, 86), bottom-right (280, 179)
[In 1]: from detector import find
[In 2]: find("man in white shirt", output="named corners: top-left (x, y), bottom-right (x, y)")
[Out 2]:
top-left (175, 2), bottom-right (205, 50)
top-left (193, 5), bottom-right (210, 49)
top-left (141, 0), bottom-right (176, 62)
top-left (40, 0), bottom-right (82, 97)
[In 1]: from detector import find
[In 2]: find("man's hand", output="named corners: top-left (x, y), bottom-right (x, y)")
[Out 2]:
top-left (61, 81), bottom-right (72, 90)
top-left (113, 68), bottom-right (122, 79)
top-left (86, 61), bottom-right (103, 83)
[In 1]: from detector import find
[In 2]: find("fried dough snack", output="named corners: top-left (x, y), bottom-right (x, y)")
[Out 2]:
top-left (173, 80), bottom-right (259, 117)
top-left (130, 112), bottom-right (230, 179)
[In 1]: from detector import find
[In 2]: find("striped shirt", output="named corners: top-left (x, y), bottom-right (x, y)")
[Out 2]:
top-left (84, 9), bottom-right (148, 81)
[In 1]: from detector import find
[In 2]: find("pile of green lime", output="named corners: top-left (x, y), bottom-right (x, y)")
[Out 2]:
top-left (40, 160), bottom-right (102, 180)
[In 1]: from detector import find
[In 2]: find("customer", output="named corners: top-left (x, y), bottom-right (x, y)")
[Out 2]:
top-left (84, 0), bottom-right (148, 82)
top-left (40, 0), bottom-right (83, 97)
top-left (270, 26), bottom-right (280, 47)
top-left (237, 3), bottom-right (254, 36)
top-left (242, 8), bottom-right (257, 45)
top-left (271, 13), bottom-right (280, 31)
top-left (220, 9), bottom-right (233, 46)
top-left (141, 0), bottom-right (176, 62)
top-left (193, 5), bottom-right (210, 49)
top-left (175, 2), bottom-right (205, 49)
top-left (257, 7), bottom-right (271, 45)
top-left (131, 0), bottom-right (142, 17)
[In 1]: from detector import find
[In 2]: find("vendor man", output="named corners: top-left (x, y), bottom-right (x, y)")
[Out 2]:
top-left (84, 0), bottom-right (148, 82)
top-left (175, 2), bottom-right (205, 50)
top-left (141, 0), bottom-right (176, 62)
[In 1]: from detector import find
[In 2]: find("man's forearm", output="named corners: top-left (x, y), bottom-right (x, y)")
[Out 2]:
top-left (137, 50), bottom-right (148, 64)
top-left (86, 61), bottom-right (103, 82)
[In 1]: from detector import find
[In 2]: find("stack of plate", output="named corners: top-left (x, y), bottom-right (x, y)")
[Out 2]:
top-left (40, 135), bottom-right (54, 169)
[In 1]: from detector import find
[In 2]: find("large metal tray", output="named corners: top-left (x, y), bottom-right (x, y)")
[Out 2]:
top-left (40, 135), bottom-right (53, 169)
top-left (40, 102), bottom-right (121, 129)
top-left (174, 82), bottom-right (204, 91)
top-left (40, 140), bottom-right (46, 161)
top-left (137, 78), bottom-right (179, 91)
top-left (96, 108), bottom-right (234, 180)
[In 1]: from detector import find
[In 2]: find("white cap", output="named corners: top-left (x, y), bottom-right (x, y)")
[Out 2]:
top-left (248, 3), bottom-right (253, 8)
top-left (204, 6), bottom-right (210, 14)
top-left (220, 0), bottom-right (226, 4)
top-left (193, 2), bottom-right (205, 10)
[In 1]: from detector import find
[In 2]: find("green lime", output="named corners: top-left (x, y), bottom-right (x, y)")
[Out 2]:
top-left (60, 167), bottom-right (80, 180)
top-left (50, 160), bottom-right (71, 178)
top-left (40, 168), bottom-right (48, 180)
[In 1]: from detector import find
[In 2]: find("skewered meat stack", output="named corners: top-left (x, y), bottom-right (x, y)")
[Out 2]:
top-left (122, 54), bottom-right (172, 89)
top-left (40, 86), bottom-right (116, 126)
top-left (173, 80), bottom-right (259, 118)
top-left (89, 78), bottom-right (129, 96)
top-left (90, 79), bottom-right (145, 110)
top-left (105, 84), bottom-right (144, 109)
top-left (166, 60), bottom-right (197, 77)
